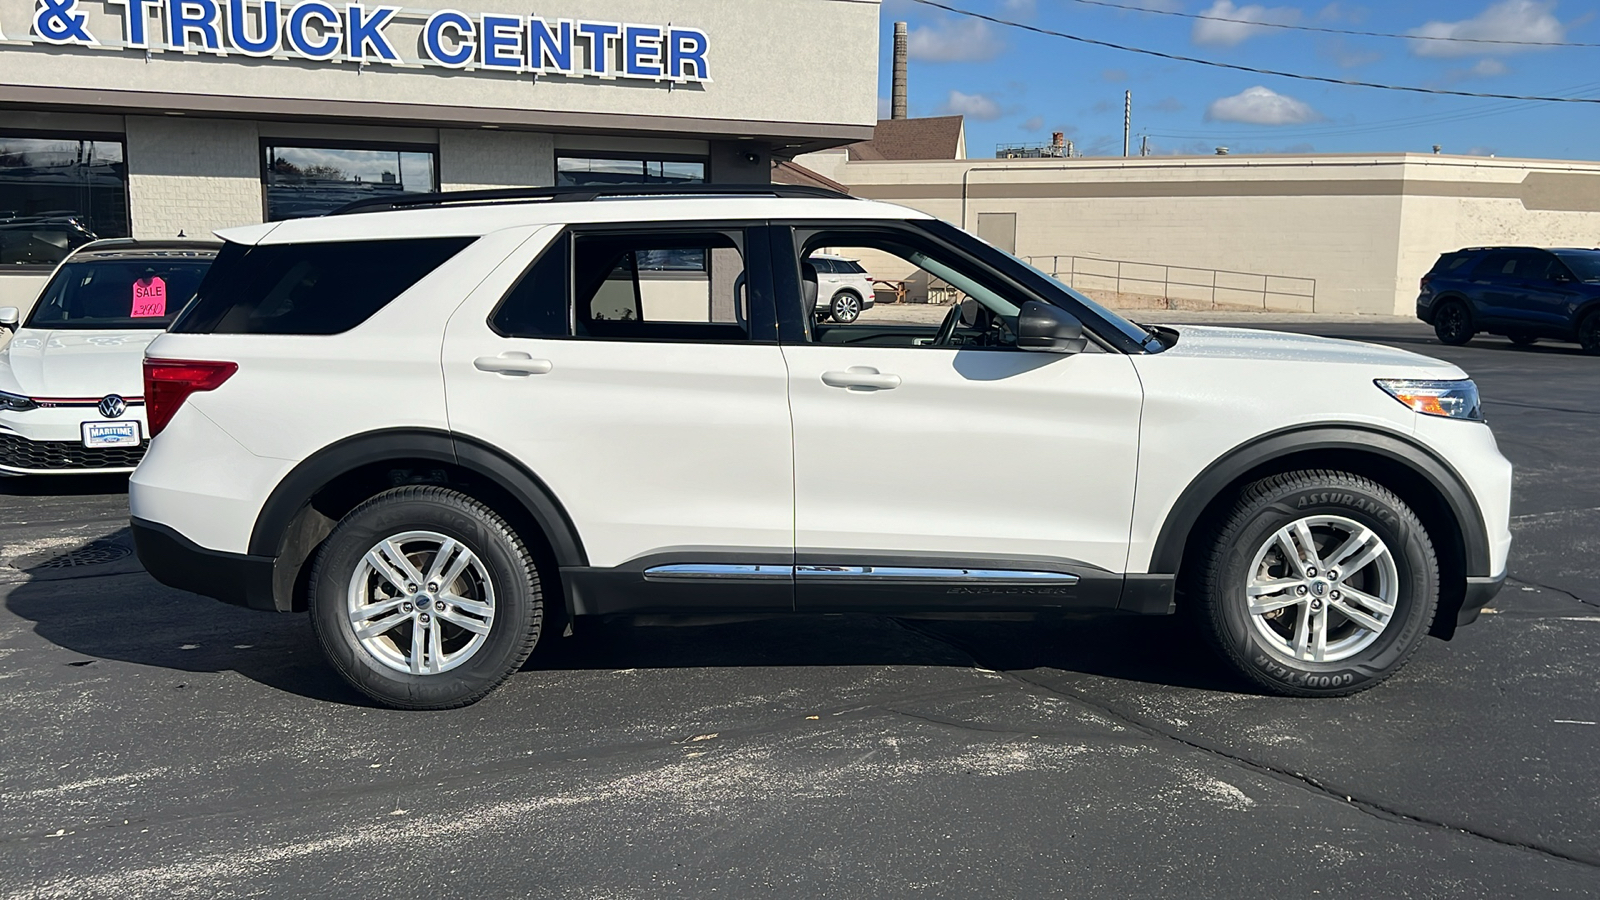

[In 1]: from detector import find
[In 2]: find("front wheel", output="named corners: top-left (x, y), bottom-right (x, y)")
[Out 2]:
top-left (1433, 300), bottom-right (1474, 346)
top-left (1195, 471), bottom-right (1438, 697)
top-left (308, 486), bottom-right (545, 709)
top-left (830, 292), bottom-right (862, 324)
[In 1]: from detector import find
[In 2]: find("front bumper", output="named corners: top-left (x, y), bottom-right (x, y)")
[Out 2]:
top-left (131, 518), bottom-right (278, 611)
top-left (0, 406), bottom-right (150, 474)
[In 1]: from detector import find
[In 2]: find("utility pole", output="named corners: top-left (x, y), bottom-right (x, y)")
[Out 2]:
top-left (1123, 90), bottom-right (1132, 157)
top-left (1140, 134), bottom-right (1149, 157)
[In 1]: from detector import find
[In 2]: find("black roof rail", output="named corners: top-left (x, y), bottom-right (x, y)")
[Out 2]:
top-left (328, 183), bottom-right (854, 216)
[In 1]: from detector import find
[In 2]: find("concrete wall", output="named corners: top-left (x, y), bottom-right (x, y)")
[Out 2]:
top-left (799, 151), bottom-right (1600, 315)
top-left (125, 117), bottom-right (263, 240)
top-left (440, 130), bottom-right (555, 191)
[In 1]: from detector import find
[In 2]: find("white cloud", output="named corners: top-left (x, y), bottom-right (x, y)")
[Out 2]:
top-left (1192, 0), bottom-right (1301, 47)
top-left (1205, 86), bottom-right (1322, 125)
top-left (1021, 115), bottom-right (1045, 131)
top-left (1409, 0), bottom-right (1566, 58)
top-left (907, 19), bottom-right (1006, 63)
top-left (1002, 0), bottom-right (1036, 13)
top-left (1468, 58), bottom-right (1510, 77)
top-left (940, 90), bottom-right (1004, 121)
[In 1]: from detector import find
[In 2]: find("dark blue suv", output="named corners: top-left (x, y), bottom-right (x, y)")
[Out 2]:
top-left (1417, 246), bottom-right (1600, 354)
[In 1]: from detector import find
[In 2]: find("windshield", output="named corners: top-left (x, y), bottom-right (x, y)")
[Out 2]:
top-left (1552, 251), bottom-right (1600, 282)
top-left (26, 258), bottom-right (214, 330)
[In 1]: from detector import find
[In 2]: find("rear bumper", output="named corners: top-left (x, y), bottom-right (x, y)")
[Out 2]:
top-left (131, 517), bottom-right (278, 611)
top-left (1456, 574), bottom-right (1506, 629)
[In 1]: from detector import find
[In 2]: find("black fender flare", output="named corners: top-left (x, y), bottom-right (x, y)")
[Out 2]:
top-left (1147, 424), bottom-right (1492, 578)
top-left (249, 429), bottom-right (588, 610)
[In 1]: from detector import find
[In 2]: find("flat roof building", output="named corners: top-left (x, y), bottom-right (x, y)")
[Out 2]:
top-left (0, 0), bottom-right (881, 306)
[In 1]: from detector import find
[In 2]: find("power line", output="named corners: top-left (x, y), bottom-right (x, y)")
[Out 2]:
top-left (908, 0), bottom-right (1600, 104)
top-left (1062, 0), bottom-right (1600, 49)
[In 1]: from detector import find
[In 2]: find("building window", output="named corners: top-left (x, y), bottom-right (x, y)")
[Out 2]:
top-left (262, 143), bottom-right (438, 221)
top-left (556, 156), bottom-right (707, 187)
top-left (0, 133), bottom-right (129, 268)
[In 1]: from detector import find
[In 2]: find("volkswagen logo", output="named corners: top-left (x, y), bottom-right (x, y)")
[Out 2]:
top-left (98, 395), bottom-right (127, 419)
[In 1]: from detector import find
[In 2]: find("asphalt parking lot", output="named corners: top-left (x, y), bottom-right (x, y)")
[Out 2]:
top-left (2, 319), bottom-right (1597, 899)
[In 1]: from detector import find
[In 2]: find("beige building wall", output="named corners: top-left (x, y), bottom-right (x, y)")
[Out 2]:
top-left (126, 117), bottom-right (264, 241)
top-left (440, 130), bottom-right (555, 191)
top-left (800, 151), bottom-right (1600, 315)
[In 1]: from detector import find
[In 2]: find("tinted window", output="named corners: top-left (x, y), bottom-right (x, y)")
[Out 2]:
top-left (555, 157), bottom-right (706, 187)
top-left (263, 144), bottom-right (438, 220)
top-left (27, 256), bottom-right (213, 329)
top-left (811, 258), bottom-right (838, 275)
top-left (1473, 252), bottom-right (1515, 278)
top-left (492, 234), bottom-right (569, 338)
top-left (1553, 251), bottom-right (1600, 281)
top-left (0, 135), bottom-right (129, 267)
top-left (844, 260), bottom-right (869, 275)
top-left (1433, 252), bottom-right (1472, 273)
top-left (572, 232), bottom-right (748, 342)
top-left (172, 238), bottom-right (473, 335)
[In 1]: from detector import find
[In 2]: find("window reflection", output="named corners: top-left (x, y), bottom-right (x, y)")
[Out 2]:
top-left (556, 156), bottom-right (707, 187)
top-left (0, 136), bottom-right (129, 267)
top-left (263, 144), bottom-right (438, 220)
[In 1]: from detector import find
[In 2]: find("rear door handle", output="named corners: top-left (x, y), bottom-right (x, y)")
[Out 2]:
top-left (474, 353), bottom-right (553, 376)
top-left (821, 367), bottom-right (901, 391)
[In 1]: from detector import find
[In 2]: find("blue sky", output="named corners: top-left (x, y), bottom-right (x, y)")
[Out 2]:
top-left (877, 0), bottom-right (1600, 159)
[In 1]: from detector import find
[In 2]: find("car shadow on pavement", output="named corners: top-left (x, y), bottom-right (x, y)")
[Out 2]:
top-left (0, 473), bottom-right (133, 497)
top-left (6, 529), bottom-right (1243, 706)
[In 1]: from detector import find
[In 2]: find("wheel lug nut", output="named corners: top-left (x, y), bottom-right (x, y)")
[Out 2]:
top-left (1297, 585), bottom-right (1308, 596)
top-left (1311, 599), bottom-right (1324, 611)
top-left (406, 583), bottom-right (417, 593)
top-left (419, 612), bottom-right (431, 624)
top-left (402, 602), bottom-right (414, 613)
top-left (435, 600), bottom-right (446, 611)
top-left (1330, 590), bottom-right (1341, 601)
top-left (427, 583), bottom-right (439, 593)
top-left (1306, 568), bottom-right (1318, 578)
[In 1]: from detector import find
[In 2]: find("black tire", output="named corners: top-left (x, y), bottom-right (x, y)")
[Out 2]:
top-left (1579, 310), bottom-right (1600, 356)
top-left (1195, 470), bottom-right (1439, 697)
top-left (1433, 299), bottom-right (1474, 346)
top-left (830, 292), bottom-right (863, 324)
top-left (1509, 334), bottom-right (1538, 347)
top-left (308, 486), bottom-right (545, 710)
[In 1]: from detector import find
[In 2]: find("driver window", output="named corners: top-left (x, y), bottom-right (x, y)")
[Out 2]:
top-left (800, 233), bottom-right (1024, 349)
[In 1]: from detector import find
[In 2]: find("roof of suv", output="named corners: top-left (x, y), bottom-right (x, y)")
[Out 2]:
top-left (217, 188), bottom-right (930, 247)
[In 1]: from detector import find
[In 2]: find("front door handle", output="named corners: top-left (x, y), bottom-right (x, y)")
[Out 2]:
top-left (474, 353), bottom-right (553, 376)
top-left (821, 367), bottom-right (901, 391)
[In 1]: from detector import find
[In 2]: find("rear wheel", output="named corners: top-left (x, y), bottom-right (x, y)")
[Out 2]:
top-left (308, 486), bottom-right (545, 710)
top-left (1579, 311), bottom-right (1600, 356)
top-left (1195, 471), bottom-right (1438, 697)
top-left (830, 292), bottom-right (863, 324)
top-left (1433, 300), bottom-right (1474, 346)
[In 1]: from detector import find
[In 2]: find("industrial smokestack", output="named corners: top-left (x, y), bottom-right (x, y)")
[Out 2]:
top-left (892, 22), bottom-right (908, 120)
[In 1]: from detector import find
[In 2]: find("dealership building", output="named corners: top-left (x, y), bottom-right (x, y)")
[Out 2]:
top-left (0, 0), bottom-right (880, 306)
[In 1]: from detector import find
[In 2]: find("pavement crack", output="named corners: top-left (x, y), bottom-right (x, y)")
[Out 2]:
top-left (1509, 577), bottom-right (1596, 607)
top-left (891, 617), bottom-right (1600, 872)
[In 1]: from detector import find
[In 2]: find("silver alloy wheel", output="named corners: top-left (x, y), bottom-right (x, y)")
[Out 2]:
top-left (832, 293), bottom-right (861, 323)
top-left (346, 530), bottom-right (496, 676)
top-left (1243, 515), bottom-right (1399, 663)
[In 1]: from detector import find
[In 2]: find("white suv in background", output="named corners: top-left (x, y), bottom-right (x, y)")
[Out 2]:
top-left (130, 185), bottom-right (1512, 710)
top-left (808, 253), bottom-right (876, 323)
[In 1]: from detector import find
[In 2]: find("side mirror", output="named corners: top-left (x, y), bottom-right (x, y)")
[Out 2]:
top-left (1016, 300), bottom-right (1088, 354)
top-left (0, 308), bottom-right (17, 331)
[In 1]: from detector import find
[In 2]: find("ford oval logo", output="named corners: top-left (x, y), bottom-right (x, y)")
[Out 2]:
top-left (98, 395), bottom-right (127, 419)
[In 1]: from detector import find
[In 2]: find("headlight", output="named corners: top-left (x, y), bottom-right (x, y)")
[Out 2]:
top-left (0, 391), bottom-right (37, 412)
top-left (1375, 379), bottom-right (1482, 421)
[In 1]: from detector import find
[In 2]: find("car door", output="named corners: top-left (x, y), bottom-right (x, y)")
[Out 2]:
top-left (1466, 250), bottom-right (1519, 325)
top-left (441, 223), bottom-right (795, 614)
top-left (1504, 252), bottom-right (1583, 331)
top-left (771, 223), bottom-right (1145, 611)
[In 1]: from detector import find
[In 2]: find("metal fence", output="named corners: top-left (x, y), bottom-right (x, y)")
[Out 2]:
top-left (1023, 254), bottom-right (1318, 313)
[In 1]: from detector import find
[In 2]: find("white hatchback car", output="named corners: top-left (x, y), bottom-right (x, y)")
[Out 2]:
top-left (129, 186), bottom-right (1511, 709)
top-left (0, 239), bottom-right (218, 475)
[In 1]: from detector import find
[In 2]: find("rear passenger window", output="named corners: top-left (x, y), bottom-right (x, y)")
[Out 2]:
top-left (491, 233), bottom-right (569, 338)
top-left (571, 232), bottom-right (749, 342)
top-left (172, 237), bottom-right (473, 335)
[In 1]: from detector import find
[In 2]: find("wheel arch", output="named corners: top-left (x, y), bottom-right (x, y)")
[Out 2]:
top-left (248, 428), bottom-right (587, 613)
top-left (1149, 424), bottom-right (1490, 640)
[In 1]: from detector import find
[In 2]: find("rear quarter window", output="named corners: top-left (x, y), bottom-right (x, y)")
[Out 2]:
top-left (1433, 252), bottom-right (1473, 273)
top-left (171, 237), bottom-right (474, 335)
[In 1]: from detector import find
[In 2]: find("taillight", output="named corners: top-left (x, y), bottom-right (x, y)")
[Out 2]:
top-left (1420, 274), bottom-right (1432, 291)
top-left (143, 359), bottom-right (238, 437)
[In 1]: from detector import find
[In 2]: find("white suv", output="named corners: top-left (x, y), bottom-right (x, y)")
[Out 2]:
top-left (129, 185), bottom-right (1512, 710)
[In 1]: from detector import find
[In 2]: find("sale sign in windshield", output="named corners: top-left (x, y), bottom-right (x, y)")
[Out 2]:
top-left (132, 276), bottom-right (167, 318)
